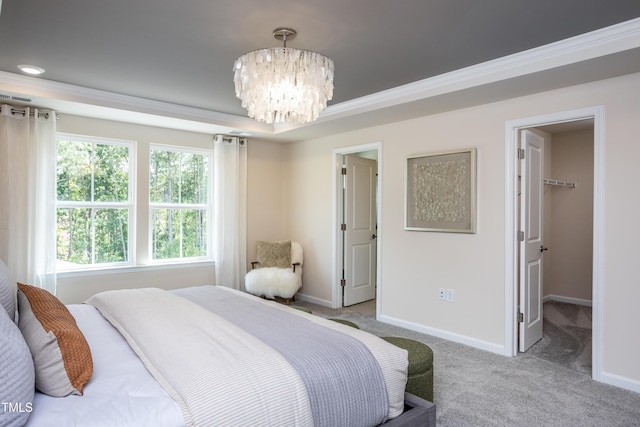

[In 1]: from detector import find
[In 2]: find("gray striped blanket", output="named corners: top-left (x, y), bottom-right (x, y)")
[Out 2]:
top-left (87, 286), bottom-right (408, 426)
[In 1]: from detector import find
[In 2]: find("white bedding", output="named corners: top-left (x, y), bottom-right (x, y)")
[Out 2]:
top-left (87, 287), bottom-right (315, 427)
top-left (25, 288), bottom-right (408, 427)
top-left (26, 304), bottom-right (184, 427)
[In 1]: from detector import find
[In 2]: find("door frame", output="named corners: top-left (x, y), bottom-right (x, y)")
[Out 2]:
top-left (504, 106), bottom-right (604, 382)
top-left (332, 142), bottom-right (382, 311)
top-left (342, 154), bottom-right (378, 307)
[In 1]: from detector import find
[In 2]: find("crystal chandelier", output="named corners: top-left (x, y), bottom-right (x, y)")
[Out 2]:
top-left (233, 28), bottom-right (334, 125)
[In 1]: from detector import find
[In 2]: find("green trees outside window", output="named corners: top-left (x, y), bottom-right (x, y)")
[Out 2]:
top-left (56, 134), bottom-right (212, 271)
top-left (56, 136), bottom-right (131, 267)
top-left (149, 147), bottom-right (209, 260)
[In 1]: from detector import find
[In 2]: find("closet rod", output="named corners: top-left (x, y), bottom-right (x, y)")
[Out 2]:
top-left (543, 179), bottom-right (576, 188)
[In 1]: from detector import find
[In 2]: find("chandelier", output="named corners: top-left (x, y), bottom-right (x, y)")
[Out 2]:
top-left (233, 28), bottom-right (334, 125)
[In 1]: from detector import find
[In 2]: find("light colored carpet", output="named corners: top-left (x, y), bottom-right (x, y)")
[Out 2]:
top-left (525, 301), bottom-right (592, 374)
top-left (293, 299), bottom-right (640, 426)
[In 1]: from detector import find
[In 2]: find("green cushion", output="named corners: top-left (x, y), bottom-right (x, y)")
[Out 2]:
top-left (328, 318), bottom-right (360, 329)
top-left (382, 336), bottom-right (434, 402)
top-left (382, 336), bottom-right (433, 375)
top-left (290, 305), bottom-right (312, 314)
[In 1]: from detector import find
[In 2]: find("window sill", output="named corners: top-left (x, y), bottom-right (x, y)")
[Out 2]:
top-left (56, 260), bottom-right (215, 279)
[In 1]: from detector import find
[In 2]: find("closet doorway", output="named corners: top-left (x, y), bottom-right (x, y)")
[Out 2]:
top-left (505, 106), bottom-right (604, 382)
top-left (519, 121), bottom-right (594, 374)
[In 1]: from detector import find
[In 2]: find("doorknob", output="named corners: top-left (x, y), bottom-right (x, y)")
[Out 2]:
top-left (540, 246), bottom-right (548, 252)
top-left (371, 234), bottom-right (377, 239)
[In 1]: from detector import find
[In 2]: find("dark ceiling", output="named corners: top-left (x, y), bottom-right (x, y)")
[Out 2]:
top-left (1, 0), bottom-right (640, 139)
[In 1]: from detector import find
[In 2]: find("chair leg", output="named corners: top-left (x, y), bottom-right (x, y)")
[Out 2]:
top-left (274, 296), bottom-right (292, 305)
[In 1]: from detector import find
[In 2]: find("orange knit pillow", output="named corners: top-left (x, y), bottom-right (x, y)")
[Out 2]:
top-left (17, 283), bottom-right (93, 396)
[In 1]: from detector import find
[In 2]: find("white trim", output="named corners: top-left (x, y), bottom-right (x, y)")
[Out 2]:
top-left (598, 371), bottom-right (640, 394)
top-left (504, 106), bottom-right (605, 384)
top-left (591, 105), bottom-right (606, 383)
top-left (294, 292), bottom-right (333, 308)
top-left (56, 133), bottom-right (137, 270)
top-left (56, 260), bottom-right (215, 279)
top-left (332, 142), bottom-right (382, 310)
top-left (0, 71), bottom-right (270, 136)
top-left (543, 294), bottom-right (592, 307)
top-left (147, 144), bottom-right (213, 261)
top-left (378, 314), bottom-right (505, 355)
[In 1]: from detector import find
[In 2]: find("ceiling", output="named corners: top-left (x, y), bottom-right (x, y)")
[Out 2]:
top-left (1, 0), bottom-right (640, 141)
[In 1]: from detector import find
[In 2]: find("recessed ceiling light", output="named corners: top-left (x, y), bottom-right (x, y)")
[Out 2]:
top-left (17, 64), bottom-right (45, 75)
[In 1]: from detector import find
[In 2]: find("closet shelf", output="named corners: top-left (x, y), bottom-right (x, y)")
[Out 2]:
top-left (543, 179), bottom-right (576, 188)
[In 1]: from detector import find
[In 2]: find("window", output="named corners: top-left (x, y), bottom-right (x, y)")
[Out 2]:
top-left (56, 134), bottom-right (213, 272)
top-left (56, 134), bottom-right (134, 269)
top-left (149, 146), bottom-right (211, 261)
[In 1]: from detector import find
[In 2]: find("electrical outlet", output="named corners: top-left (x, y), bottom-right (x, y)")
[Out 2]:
top-left (438, 288), bottom-right (446, 301)
top-left (446, 288), bottom-right (455, 303)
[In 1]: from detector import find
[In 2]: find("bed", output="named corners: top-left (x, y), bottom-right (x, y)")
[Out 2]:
top-left (1, 265), bottom-right (435, 426)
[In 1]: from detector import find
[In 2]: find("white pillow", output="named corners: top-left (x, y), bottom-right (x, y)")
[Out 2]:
top-left (0, 259), bottom-right (16, 322)
top-left (0, 305), bottom-right (35, 426)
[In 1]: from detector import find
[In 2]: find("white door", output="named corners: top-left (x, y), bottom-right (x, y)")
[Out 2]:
top-left (519, 129), bottom-right (545, 352)
top-left (342, 154), bottom-right (377, 306)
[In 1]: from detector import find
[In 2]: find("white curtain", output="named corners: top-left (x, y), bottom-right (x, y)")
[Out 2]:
top-left (213, 135), bottom-right (247, 290)
top-left (0, 105), bottom-right (57, 294)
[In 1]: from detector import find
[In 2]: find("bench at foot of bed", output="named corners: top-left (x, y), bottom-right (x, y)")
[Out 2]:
top-left (381, 337), bottom-right (434, 403)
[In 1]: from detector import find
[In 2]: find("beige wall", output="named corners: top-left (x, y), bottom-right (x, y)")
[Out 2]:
top-left (56, 263), bottom-right (215, 303)
top-left (245, 139), bottom-right (287, 265)
top-left (282, 139), bottom-right (337, 301)
top-left (545, 129), bottom-right (594, 302)
top-left (284, 72), bottom-right (640, 387)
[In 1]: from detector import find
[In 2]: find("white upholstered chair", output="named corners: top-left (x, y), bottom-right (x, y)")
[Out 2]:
top-left (245, 240), bottom-right (303, 304)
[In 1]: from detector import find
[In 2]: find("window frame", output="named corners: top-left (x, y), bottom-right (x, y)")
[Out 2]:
top-left (148, 143), bottom-right (213, 263)
top-left (55, 133), bottom-right (136, 271)
top-left (55, 132), bottom-right (215, 275)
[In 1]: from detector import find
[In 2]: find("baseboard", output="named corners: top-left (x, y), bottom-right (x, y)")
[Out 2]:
top-left (543, 294), bottom-right (593, 307)
top-left (377, 314), bottom-right (506, 356)
top-left (597, 370), bottom-right (640, 394)
top-left (295, 292), bottom-right (333, 308)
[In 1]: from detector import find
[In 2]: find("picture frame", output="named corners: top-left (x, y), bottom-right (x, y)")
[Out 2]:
top-left (405, 148), bottom-right (476, 233)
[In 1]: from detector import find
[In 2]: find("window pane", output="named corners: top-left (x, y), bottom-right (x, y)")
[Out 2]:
top-left (57, 140), bottom-right (92, 202)
top-left (149, 147), bottom-right (211, 262)
top-left (94, 209), bottom-right (129, 263)
top-left (57, 208), bottom-right (129, 266)
top-left (94, 144), bottom-right (129, 202)
top-left (181, 153), bottom-right (208, 204)
top-left (56, 208), bottom-right (92, 265)
top-left (182, 209), bottom-right (207, 257)
top-left (150, 150), bottom-right (180, 203)
top-left (152, 208), bottom-right (181, 259)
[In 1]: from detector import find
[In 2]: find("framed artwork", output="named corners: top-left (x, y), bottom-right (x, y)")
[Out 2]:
top-left (405, 148), bottom-right (476, 233)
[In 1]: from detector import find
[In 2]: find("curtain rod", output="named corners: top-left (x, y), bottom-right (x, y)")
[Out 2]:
top-left (3, 106), bottom-right (58, 120)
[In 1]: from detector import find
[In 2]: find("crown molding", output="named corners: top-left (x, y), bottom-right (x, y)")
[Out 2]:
top-left (274, 17), bottom-right (640, 134)
top-left (0, 70), bottom-right (271, 135)
top-left (1, 18), bottom-right (639, 137)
